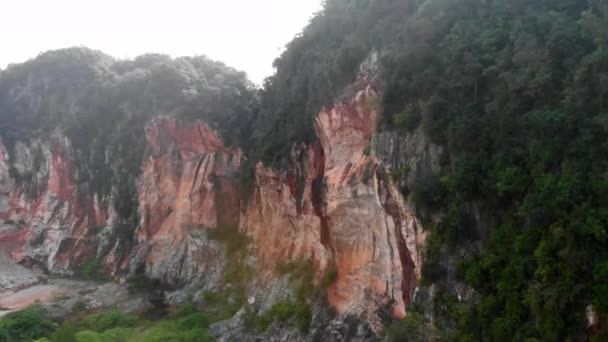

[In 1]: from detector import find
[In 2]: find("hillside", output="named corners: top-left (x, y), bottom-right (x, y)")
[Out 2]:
top-left (1, 0), bottom-right (608, 341)
top-left (258, 0), bottom-right (608, 339)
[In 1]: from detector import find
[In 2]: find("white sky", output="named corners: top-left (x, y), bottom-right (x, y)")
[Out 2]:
top-left (0, 0), bottom-right (324, 84)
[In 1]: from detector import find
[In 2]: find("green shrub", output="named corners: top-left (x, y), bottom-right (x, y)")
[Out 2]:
top-left (77, 311), bottom-right (139, 332)
top-left (319, 264), bottom-right (338, 290)
top-left (183, 328), bottom-right (213, 342)
top-left (592, 261), bottom-right (608, 314)
top-left (393, 109), bottom-right (421, 131)
top-left (132, 324), bottom-right (180, 342)
top-left (44, 308), bottom-right (212, 342)
top-left (81, 261), bottom-right (99, 280)
top-left (100, 327), bottom-right (135, 341)
top-left (385, 312), bottom-right (430, 342)
top-left (0, 306), bottom-right (55, 342)
top-left (254, 301), bottom-right (297, 332)
top-left (74, 330), bottom-right (104, 342)
top-left (72, 329), bottom-right (136, 342)
top-left (175, 313), bottom-right (209, 330)
top-left (50, 324), bottom-right (78, 342)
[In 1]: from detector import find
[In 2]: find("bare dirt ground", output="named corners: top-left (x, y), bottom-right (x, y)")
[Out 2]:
top-left (0, 285), bottom-right (67, 317)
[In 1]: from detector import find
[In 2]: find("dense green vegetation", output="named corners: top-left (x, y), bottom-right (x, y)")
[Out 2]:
top-left (2, 0), bottom-right (608, 339)
top-left (0, 306), bottom-right (213, 342)
top-left (385, 312), bottom-right (441, 342)
top-left (393, 1), bottom-right (608, 340)
top-left (0, 306), bottom-right (55, 342)
top-left (257, 0), bottom-right (608, 340)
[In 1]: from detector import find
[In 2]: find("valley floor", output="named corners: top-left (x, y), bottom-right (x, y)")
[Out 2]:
top-left (0, 241), bottom-right (151, 319)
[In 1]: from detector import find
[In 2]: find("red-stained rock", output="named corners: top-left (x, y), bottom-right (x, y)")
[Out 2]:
top-left (132, 117), bottom-right (242, 286)
top-left (241, 84), bottom-right (425, 330)
top-left (0, 84), bottom-right (425, 331)
top-left (0, 136), bottom-right (111, 274)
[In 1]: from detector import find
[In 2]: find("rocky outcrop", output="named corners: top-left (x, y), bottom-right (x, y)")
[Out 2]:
top-left (0, 134), bottom-right (114, 275)
top-left (241, 84), bottom-right (426, 330)
top-left (371, 127), bottom-right (442, 190)
top-left (0, 78), bottom-right (426, 334)
top-left (210, 307), bottom-right (379, 342)
top-left (130, 117), bottom-right (242, 287)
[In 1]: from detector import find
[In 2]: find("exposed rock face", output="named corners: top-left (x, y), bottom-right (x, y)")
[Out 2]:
top-left (0, 78), bottom-right (426, 334)
top-left (241, 85), bottom-right (426, 330)
top-left (0, 135), bottom-right (113, 275)
top-left (371, 127), bottom-right (442, 190)
top-left (210, 307), bottom-right (379, 342)
top-left (130, 117), bottom-right (242, 287)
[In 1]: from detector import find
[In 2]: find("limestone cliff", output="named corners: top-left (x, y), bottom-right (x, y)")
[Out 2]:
top-left (0, 49), bottom-right (426, 335)
top-left (241, 84), bottom-right (425, 329)
top-left (130, 117), bottom-right (242, 287)
top-left (0, 134), bottom-right (115, 275)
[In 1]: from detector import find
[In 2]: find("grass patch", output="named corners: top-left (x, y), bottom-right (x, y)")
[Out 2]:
top-left (18, 305), bottom-right (214, 342)
top-left (77, 310), bottom-right (140, 332)
top-left (385, 312), bottom-right (434, 342)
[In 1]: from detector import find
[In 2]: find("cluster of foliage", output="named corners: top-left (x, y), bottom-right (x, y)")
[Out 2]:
top-left (79, 261), bottom-right (100, 281)
top-left (0, 306), bottom-right (214, 342)
top-left (382, 0), bottom-right (607, 340)
top-left (384, 312), bottom-right (441, 342)
top-left (262, 0), bottom-right (608, 340)
top-left (0, 306), bottom-right (55, 342)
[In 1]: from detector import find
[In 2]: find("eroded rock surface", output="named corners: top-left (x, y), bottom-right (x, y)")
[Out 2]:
top-left (0, 80), bottom-right (426, 335)
top-left (130, 117), bottom-right (242, 287)
top-left (371, 127), bottom-right (442, 189)
top-left (241, 84), bottom-right (426, 330)
top-left (0, 135), bottom-right (114, 275)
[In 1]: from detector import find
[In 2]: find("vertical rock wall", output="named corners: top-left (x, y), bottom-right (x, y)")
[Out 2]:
top-left (241, 84), bottom-right (426, 329)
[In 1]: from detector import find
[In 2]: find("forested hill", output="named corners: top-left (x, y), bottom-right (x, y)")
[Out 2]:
top-left (0, 0), bottom-right (607, 340)
top-left (0, 49), bottom-right (257, 227)
top-left (256, 0), bottom-right (608, 340)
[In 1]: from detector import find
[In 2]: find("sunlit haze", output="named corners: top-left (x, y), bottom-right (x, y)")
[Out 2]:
top-left (1, 0), bottom-right (324, 84)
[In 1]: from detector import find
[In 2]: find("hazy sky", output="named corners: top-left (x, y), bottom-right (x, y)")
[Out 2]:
top-left (1, 0), bottom-right (324, 84)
